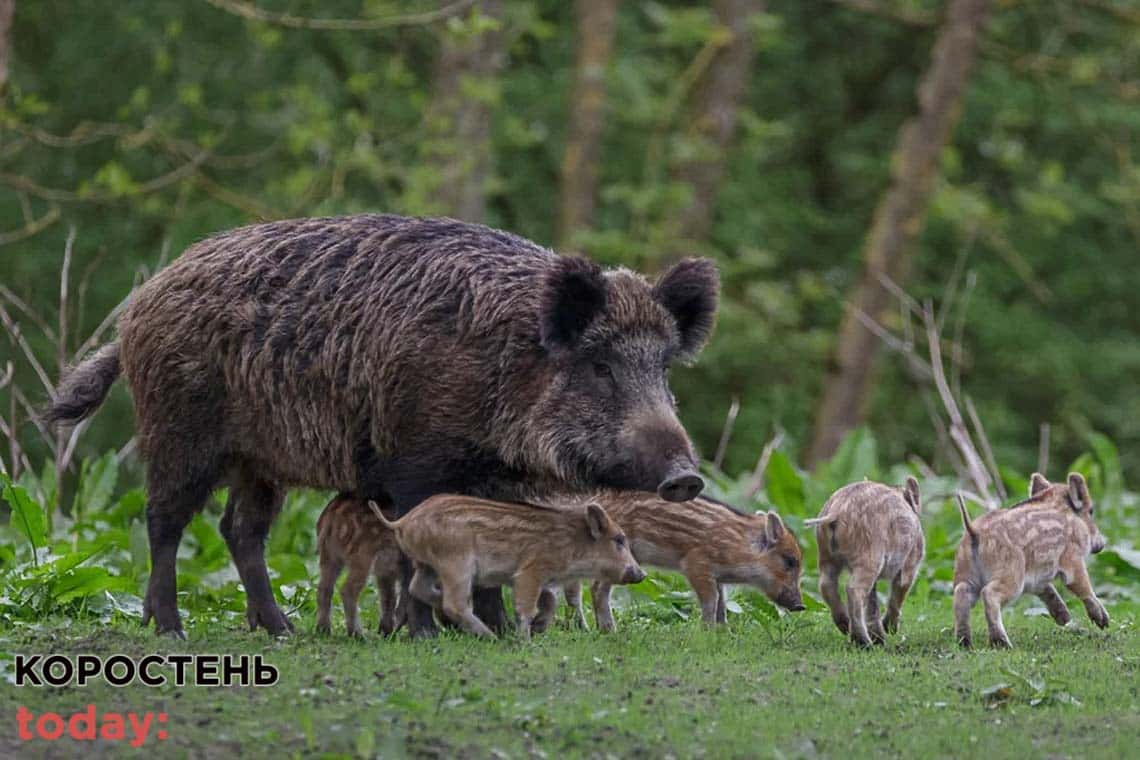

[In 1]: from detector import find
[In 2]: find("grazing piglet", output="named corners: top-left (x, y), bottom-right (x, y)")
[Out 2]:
top-left (316, 495), bottom-right (405, 637)
top-left (953, 473), bottom-right (1109, 649)
top-left (581, 493), bottom-right (805, 632)
top-left (370, 496), bottom-right (644, 638)
top-left (806, 478), bottom-right (924, 647)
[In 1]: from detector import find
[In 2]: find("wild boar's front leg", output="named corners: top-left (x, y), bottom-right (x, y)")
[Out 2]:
top-left (591, 581), bottom-right (616, 633)
top-left (1062, 557), bottom-right (1109, 630)
top-left (1036, 584), bottom-right (1072, 627)
top-left (563, 581), bottom-right (588, 630)
top-left (715, 585), bottom-right (727, 624)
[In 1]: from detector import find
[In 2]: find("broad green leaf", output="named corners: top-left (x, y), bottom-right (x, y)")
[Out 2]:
top-left (765, 450), bottom-right (805, 515)
top-left (2, 475), bottom-right (47, 551)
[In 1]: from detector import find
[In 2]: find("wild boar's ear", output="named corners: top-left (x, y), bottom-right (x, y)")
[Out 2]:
top-left (539, 257), bottom-right (608, 353)
top-left (1067, 473), bottom-right (1091, 512)
top-left (652, 258), bottom-right (720, 359)
top-left (1029, 472), bottom-right (1051, 497)
top-left (903, 476), bottom-right (921, 515)
top-left (585, 503), bottom-right (612, 541)
top-left (763, 511), bottom-right (785, 548)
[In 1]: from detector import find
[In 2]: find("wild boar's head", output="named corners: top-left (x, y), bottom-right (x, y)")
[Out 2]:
top-left (752, 512), bottom-right (806, 611)
top-left (534, 257), bottom-right (718, 502)
top-left (583, 503), bottom-right (645, 585)
top-left (1065, 472), bottom-right (1107, 554)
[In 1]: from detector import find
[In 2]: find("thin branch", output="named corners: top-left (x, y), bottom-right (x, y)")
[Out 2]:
top-left (906, 454), bottom-right (937, 480)
top-left (59, 418), bottom-right (91, 473)
top-left (965, 395), bottom-right (1006, 501)
top-left (74, 291), bottom-right (133, 363)
top-left (0, 284), bottom-right (57, 342)
top-left (1037, 422), bottom-right (1050, 476)
top-left (201, 0), bottom-right (477, 30)
top-left (115, 436), bottom-right (138, 465)
top-left (713, 396), bottom-right (740, 470)
top-left (849, 305), bottom-right (932, 381)
top-left (744, 429), bottom-right (786, 501)
top-left (0, 303), bottom-right (55, 395)
top-left (0, 204), bottom-right (61, 245)
top-left (10, 384), bottom-right (57, 457)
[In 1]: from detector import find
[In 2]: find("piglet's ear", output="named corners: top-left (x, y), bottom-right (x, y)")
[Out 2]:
top-left (1067, 473), bottom-right (1091, 512)
top-left (540, 257), bottom-right (608, 353)
top-left (585, 503), bottom-right (612, 541)
top-left (763, 511), bottom-right (785, 548)
top-left (1029, 472), bottom-right (1050, 497)
top-left (903, 476), bottom-right (921, 515)
top-left (652, 258), bottom-right (719, 360)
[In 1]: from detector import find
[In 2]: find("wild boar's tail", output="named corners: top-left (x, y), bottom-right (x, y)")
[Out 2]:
top-left (43, 342), bottom-right (121, 427)
top-left (956, 493), bottom-right (978, 543)
top-left (368, 500), bottom-right (401, 531)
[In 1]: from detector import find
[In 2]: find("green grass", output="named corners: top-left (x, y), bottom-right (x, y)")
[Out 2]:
top-left (3, 595), bottom-right (1138, 759)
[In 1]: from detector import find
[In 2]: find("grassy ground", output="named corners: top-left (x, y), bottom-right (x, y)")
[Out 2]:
top-left (2, 594), bottom-right (1138, 759)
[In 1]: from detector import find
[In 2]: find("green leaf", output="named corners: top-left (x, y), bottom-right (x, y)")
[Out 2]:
top-left (75, 452), bottom-right (119, 517)
top-left (2, 475), bottom-right (48, 553)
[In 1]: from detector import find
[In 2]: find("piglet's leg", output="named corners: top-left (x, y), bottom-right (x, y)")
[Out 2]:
top-left (845, 565), bottom-right (879, 647)
top-left (818, 562), bottom-right (849, 636)
top-left (715, 585), bottom-right (727, 624)
top-left (1036, 584), bottom-right (1071, 627)
top-left (511, 572), bottom-right (545, 640)
top-left (865, 590), bottom-right (886, 645)
top-left (316, 553), bottom-right (344, 635)
top-left (981, 580), bottom-right (1016, 648)
top-left (563, 582), bottom-right (588, 630)
top-left (440, 576), bottom-right (495, 638)
top-left (591, 581), bottom-right (616, 633)
top-left (681, 555), bottom-right (721, 625)
top-left (953, 582), bottom-right (977, 648)
top-left (376, 568), bottom-right (402, 636)
top-left (340, 555), bottom-right (372, 638)
top-left (1063, 560), bottom-right (1109, 629)
top-left (884, 559), bottom-right (920, 635)
top-left (409, 564), bottom-right (443, 608)
top-left (530, 588), bottom-right (558, 634)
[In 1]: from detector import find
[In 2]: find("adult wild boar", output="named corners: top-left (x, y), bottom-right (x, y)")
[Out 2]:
top-left (46, 214), bottom-right (718, 638)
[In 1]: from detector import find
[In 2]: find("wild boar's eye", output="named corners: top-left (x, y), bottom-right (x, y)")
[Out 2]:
top-left (614, 535), bottom-right (626, 549)
top-left (593, 362), bottom-right (615, 382)
top-left (783, 555), bottom-right (798, 570)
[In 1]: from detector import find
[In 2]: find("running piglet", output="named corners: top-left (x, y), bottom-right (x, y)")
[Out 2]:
top-left (807, 477), bottom-right (925, 647)
top-left (953, 472), bottom-right (1108, 648)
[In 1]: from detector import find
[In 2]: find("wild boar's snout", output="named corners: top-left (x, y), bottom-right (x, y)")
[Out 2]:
top-left (776, 588), bottom-right (806, 612)
top-left (1091, 531), bottom-right (1107, 554)
top-left (658, 467), bottom-right (703, 502)
top-left (622, 564), bottom-right (647, 585)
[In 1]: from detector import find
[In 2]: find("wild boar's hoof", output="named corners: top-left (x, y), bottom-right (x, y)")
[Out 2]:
top-left (246, 605), bottom-right (294, 636)
top-left (989, 634), bottom-right (1013, 649)
top-left (657, 472), bottom-right (704, 502)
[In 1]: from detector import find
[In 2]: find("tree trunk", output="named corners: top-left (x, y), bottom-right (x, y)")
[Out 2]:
top-left (807, 0), bottom-right (991, 465)
top-left (421, 0), bottom-right (506, 222)
top-left (0, 0), bottom-right (13, 99)
top-left (558, 0), bottom-right (620, 249)
top-left (670, 0), bottom-right (761, 251)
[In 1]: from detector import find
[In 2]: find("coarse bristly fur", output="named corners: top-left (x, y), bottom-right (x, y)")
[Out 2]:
top-left (555, 492), bottom-right (803, 632)
top-left (315, 495), bottom-right (405, 638)
top-left (952, 472), bottom-right (1108, 649)
top-left (42, 214), bottom-right (718, 638)
top-left (807, 477), bottom-right (925, 647)
top-left (370, 494), bottom-right (644, 639)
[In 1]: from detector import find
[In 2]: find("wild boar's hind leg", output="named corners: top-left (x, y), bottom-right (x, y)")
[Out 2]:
top-left (377, 569), bottom-right (403, 636)
top-left (865, 589), bottom-right (886, 644)
top-left (142, 468), bottom-right (215, 638)
top-left (339, 554), bottom-right (373, 638)
top-left (953, 582), bottom-right (977, 648)
top-left (818, 561), bottom-right (849, 635)
top-left (715, 585), bottom-right (727, 624)
top-left (512, 571), bottom-right (547, 640)
top-left (681, 556), bottom-right (721, 625)
top-left (1036, 584), bottom-right (1071, 627)
top-left (980, 579), bottom-right (1017, 648)
top-left (845, 563), bottom-right (881, 647)
top-left (563, 581), bottom-right (587, 630)
top-left (883, 563), bottom-right (919, 635)
top-left (218, 470), bottom-right (292, 635)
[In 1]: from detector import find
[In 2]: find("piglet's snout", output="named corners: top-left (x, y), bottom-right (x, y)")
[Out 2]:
top-left (776, 589), bottom-right (806, 612)
top-left (621, 565), bottom-right (646, 585)
top-left (1091, 533), bottom-right (1107, 554)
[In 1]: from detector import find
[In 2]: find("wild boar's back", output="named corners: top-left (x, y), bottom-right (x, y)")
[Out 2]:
top-left (117, 214), bottom-right (556, 489)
